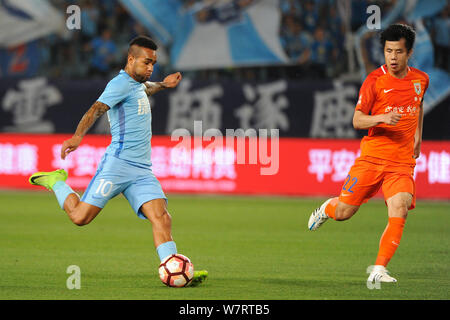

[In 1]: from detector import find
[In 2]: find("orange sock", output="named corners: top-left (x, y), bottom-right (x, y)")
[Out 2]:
top-left (375, 217), bottom-right (406, 267)
top-left (324, 197), bottom-right (339, 220)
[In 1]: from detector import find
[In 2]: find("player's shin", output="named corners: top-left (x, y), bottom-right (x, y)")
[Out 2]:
top-left (52, 181), bottom-right (78, 210)
top-left (375, 217), bottom-right (406, 266)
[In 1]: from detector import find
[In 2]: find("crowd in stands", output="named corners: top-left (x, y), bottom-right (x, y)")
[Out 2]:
top-left (38, 0), bottom-right (139, 79)
top-left (424, 3), bottom-right (449, 73)
top-left (279, 0), bottom-right (347, 78)
top-left (36, 0), bottom-right (449, 81)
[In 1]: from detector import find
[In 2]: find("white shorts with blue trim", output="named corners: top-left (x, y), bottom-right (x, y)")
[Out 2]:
top-left (81, 153), bottom-right (167, 219)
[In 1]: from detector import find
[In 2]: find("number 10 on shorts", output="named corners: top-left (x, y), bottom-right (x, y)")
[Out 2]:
top-left (95, 179), bottom-right (113, 197)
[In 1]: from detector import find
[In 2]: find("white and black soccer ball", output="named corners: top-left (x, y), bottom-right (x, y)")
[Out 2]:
top-left (158, 254), bottom-right (194, 287)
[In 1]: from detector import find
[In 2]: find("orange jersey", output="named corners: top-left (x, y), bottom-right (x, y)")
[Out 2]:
top-left (355, 65), bottom-right (429, 165)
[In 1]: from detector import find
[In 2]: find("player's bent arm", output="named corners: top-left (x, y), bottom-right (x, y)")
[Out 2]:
top-left (353, 110), bottom-right (401, 129)
top-left (144, 72), bottom-right (182, 96)
top-left (352, 110), bottom-right (385, 129)
top-left (144, 82), bottom-right (167, 96)
top-left (60, 101), bottom-right (110, 159)
top-left (73, 101), bottom-right (110, 138)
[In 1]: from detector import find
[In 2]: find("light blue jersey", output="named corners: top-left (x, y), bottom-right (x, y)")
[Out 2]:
top-left (97, 70), bottom-right (152, 166)
top-left (79, 69), bottom-right (166, 219)
top-left (52, 68), bottom-right (175, 261)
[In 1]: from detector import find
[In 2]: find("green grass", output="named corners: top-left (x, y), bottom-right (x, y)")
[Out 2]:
top-left (0, 191), bottom-right (449, 300)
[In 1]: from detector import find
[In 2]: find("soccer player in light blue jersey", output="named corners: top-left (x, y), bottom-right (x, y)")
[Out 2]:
top-left (29, 36), bottom-right (207, 286)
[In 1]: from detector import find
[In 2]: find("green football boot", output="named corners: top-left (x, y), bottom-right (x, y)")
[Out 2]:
top-left (29, 169), bottom-right (68, 190)
top-left (189, 270), bottom-right (208, 287)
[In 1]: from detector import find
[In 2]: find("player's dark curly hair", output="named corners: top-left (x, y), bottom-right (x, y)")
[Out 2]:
top-left (129, 35), bottom-right (158, 51)
top-left (380, 24), bottom-right (416, 52)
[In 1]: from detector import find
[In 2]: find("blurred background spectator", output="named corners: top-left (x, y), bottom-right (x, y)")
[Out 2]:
top-left (85, 28), bottom-right (118, 78)
top-left (425, 2), bottom-right (449, 72)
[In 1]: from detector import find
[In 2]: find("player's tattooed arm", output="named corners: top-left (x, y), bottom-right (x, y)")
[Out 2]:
top-left (144, 82), bottom-right (165, 96)
top-left (60, 101), bottom-right (110, 159)
top-left (74, 101), bottom-right (110, 137)
top-left (144, 72), bottom-right (182, 96)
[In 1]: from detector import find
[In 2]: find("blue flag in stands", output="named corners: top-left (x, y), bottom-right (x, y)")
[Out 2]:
top-left (0, 0), bottom-right (64, 48)
top-left (119, 0), bottom-right (288, 70)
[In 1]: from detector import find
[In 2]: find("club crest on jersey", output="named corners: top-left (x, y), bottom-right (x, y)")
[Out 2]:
top-left (412, 80), bottom-right (421, 95)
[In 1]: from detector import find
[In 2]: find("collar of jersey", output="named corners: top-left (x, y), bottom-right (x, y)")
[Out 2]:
top-left (383, 64), bottom-right (412, 80)
top-left (119, 69), bottom-right (141, 85)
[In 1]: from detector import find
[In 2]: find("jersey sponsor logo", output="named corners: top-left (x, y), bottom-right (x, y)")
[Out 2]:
top-left (383, 88), bottom-right (394, 93)
top-left (384, 105), bottom-right (417, 115)
top-left (137, 97), bottom-right (150, 115)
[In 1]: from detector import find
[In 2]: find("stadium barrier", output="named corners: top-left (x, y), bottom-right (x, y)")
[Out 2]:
top-left (1, 77), bottom-right (449, 140)
top-left (0, 134), bottom-right (449, 200)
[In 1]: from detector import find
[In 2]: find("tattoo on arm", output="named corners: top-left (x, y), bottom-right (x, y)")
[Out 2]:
top-left (74, 101), bottom-right (110, 137)
top-left (144, 82), bottom-right (166, 96)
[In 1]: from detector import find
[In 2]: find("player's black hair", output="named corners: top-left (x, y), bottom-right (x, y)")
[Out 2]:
top-left (380, 24), bottom-right (415, 52)
top-left (128, 36), bottom-right (158, 51)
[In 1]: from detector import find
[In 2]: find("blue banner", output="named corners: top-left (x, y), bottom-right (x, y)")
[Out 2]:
top-left (0, 0), bottom-right (64, 48)
top-left (119, 0), bottom-right (288, 70)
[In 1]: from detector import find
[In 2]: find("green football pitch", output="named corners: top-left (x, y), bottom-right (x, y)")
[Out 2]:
top-left (0, 191), bottom-right (449, 300)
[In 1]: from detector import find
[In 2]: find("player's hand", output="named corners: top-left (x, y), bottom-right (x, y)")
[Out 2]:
top-left (162, 72), bottom-right (182, 88)
top-left (61, 135), bottom-right (83, 160)
top-left (383, 112), bottom-right (402, 126)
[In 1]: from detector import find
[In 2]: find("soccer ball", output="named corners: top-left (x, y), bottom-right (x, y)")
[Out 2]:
top-left (159, 254), bottom-right (194, 287)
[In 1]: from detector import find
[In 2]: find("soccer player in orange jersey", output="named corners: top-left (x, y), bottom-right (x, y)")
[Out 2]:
top-left (308, 24), bottom-right (429, 283)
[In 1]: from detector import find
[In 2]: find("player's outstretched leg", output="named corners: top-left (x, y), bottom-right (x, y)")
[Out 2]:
top-left (308, 198), bottom-right (359, 230)
top-left (29, 169), bottom-right (79, 209)
top-left (29, 169), bottom-right (102, 226)
top-left (141, 199), bottom-right (208, 287)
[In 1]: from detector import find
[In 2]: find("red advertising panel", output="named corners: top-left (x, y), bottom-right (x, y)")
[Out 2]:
top-left (0, 134), bottom-right (449, 200)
